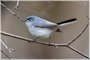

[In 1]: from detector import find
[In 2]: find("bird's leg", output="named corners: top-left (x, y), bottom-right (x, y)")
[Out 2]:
top-left (48, 29), bottom-right (61, 46)
top-left (48, 32), bottom-right (53, 46)
top-left (27, 37), bottom-right (39, 43)
top-left (33, 37), bottom-right (40, 42)
top-left (48, 35), bottom-right (51, 46)
top-left (33, 39), bottom-right (36, 42)
top-left (32, 38), bottom-right (37, 42)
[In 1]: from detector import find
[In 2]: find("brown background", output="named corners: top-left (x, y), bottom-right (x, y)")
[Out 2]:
top-left (1, 1), bottom-right (89, 59)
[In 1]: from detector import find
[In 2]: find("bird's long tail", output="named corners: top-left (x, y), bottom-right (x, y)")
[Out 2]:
top-left (57, 18), bottom-right (77, 27)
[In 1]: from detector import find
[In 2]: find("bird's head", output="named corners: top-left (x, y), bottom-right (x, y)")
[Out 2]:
top-left (24, 15), bottom-right (38, 26)
top-left (21, 15), bottom-right (38, 22)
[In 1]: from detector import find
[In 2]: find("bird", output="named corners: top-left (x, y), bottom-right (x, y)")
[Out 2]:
top-left (24, 15), bottom-right (77, 43)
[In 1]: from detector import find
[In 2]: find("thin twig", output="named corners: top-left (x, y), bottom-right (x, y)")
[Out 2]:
top-left (15, 0), bottom-right (19, 8)
top-left (1, 40), bottom-right (15, 59)
top-left (68, 23), bottom-right (89, 45)
top-left (1, 31), bottom-right (67, 47)
top-left (1, 30), bottom-right (89, 59)
top-left (54, 44), bottom-right (59, 48)
top-left (1, 50), bottom-right (11, 59)
top-left (1, 3), bottom-right (24, 21)
top-left (1, 3), bottom-right (15, 15)
top-left (67, 46), bottom-right (89, 59)
top-left (1, 40), bottom-right (8, 49)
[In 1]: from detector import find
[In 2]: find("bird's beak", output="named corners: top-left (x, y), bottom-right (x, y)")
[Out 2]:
top-left (21, 19), bottom-right (27, 22)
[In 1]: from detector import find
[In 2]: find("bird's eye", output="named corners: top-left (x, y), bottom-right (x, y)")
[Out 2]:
top-left (27, 17), bottom-right (32, 22)
top-left (27, 17), bottom-right (31, 20)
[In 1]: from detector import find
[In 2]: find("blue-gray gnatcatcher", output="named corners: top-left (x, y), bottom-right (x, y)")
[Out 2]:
top-left (24, 15), bottom-right (77, 41)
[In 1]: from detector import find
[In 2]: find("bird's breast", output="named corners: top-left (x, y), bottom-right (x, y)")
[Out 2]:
top-left (29, 27), bottom-right (53, 38)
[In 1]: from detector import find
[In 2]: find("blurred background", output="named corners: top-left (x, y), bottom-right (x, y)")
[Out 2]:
top-left (1, 1), bottom-right (89, 59)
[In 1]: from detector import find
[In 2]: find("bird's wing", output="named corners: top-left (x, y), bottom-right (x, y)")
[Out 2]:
top-left (33, 19), bottom-right (57, 28)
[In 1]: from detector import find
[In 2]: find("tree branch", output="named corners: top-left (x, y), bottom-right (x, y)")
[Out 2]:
top-left (1, 31), bottom-right (67, 48)
top-left (1, 2), bottom-right (15, 15)
top-left (1, 40), bottom-right (15, 59)
top-left (67, 46), bottom-right (89, 59)
top-left (1, 3), bottom-right (24, 21)
top-left (15, 0), bottom-right (19, 8)
top-left (68, 23), bottom-right (89, 45)
top-left (1, 50), bottom-right (11, 59)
